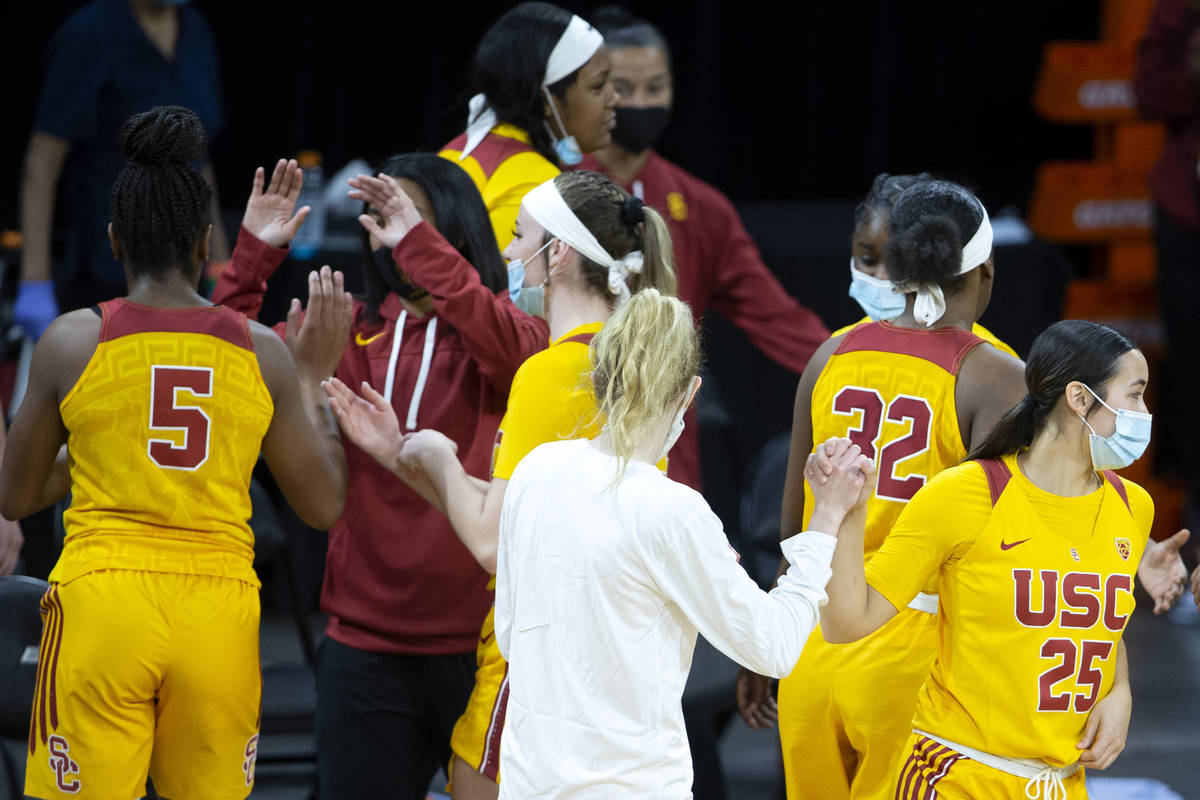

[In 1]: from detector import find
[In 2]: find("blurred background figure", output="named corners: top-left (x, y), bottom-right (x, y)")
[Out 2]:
top-left (16, 0), bottom-right (227, 338)
top-left (1135, 0), bottom-right (1200, 537)
top-left (580, 6), bottom-right (829, 492)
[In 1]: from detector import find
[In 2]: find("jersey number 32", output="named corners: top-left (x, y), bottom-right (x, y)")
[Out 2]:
top-left (832, 386), bottom-right (932, 502)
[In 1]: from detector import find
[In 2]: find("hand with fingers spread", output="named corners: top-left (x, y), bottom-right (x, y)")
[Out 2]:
top-left (1137, 528), bottom-right (1190, 615)
top-left (348, 173), bottom-right (425, 251)
top-left (1076, 683), bottom-right (1131, 769)
top-left (735, 668), bottom-right (777, 730)
top-left (322, 377), bottom-right (405, 474)
top-left (285, 266), bottom-right (354, 380)
top-left (243, 158), bottom-right (312, 248)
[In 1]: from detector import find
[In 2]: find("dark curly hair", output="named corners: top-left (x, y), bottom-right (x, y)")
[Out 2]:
top-left (110, 105), bottom-right (213, 277)
top-left (885, 179), bottom-right (987, 296)
top-left (853, 172), bottom-right (932, 228)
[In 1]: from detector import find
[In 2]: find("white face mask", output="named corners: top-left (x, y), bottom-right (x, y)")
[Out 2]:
top-left (658, 377), bottom-right (701, 463)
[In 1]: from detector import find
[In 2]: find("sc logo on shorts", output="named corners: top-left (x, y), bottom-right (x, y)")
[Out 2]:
top-left (47, 735), bottom-right (81, 793)
top-left (243, 734), bottom-right (259, 786)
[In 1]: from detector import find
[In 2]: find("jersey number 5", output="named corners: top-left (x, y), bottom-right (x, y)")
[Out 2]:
top-left (832, 386), bottom-right (932, 501)
top-left (148, 366), bottom-right (212, 471)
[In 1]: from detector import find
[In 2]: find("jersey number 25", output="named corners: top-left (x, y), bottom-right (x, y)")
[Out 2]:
top-left (147, 366), bottom-right (212, 471)
top-left (832, 386), bottom-right (932, 502)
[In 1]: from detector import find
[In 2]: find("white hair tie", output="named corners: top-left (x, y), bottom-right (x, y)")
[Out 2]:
top-left (904, 205), bottom-right (993, 327)
top-left (524, 180), bottom-right (649, 306)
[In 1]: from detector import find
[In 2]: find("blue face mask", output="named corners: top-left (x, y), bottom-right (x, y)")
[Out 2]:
top-left (1078, 384), bottom-right (1152, 471)
top-left (543, 86), bottom-right (584, 166)
top-left (848, 259), bottom-right (906, 321)
top-left (507, 238), bottom-right (556, 316)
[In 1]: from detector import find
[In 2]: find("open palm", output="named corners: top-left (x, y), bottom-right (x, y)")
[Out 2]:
top-left (322, 377), bottom-right (404, 473)
top-left (243, 158), bottom-right (311, 248)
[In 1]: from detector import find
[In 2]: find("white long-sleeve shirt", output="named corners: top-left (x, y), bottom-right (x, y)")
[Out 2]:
top-left (495, 438), bottom-right (836, 799)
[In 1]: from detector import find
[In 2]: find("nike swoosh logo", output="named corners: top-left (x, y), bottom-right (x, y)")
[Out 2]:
top-left (480, 630), bottom-right (495, 646)
top-left (355, 331), bottom-right (386, 346)
top-left (1000, 538), bottom-right (1032, 551)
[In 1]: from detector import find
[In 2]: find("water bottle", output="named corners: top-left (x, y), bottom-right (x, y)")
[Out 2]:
top-left (291, 150), bottom-right (326, 260)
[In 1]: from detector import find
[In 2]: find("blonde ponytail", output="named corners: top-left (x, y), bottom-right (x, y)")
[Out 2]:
top-left (627, 206), bottom-right (677, 297)
top-left (590, 288), bottom-right (699, 482)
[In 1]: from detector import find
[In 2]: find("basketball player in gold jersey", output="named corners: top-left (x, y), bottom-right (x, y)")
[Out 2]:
top-left (761, 179), bottom-right (1024, 800)
top-left (0, 106), bottom-right (351, 799)
top-left (814, 318), bottom-right (1170, 798)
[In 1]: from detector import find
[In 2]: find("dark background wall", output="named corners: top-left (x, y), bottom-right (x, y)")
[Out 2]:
top-left (1, 0), bottom-right (1100, 227)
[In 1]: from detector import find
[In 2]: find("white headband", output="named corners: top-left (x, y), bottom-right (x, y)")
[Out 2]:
top-left (904, 205), bottom-right (993, 327)
top-left (545, 15), bottom-right (604, 85)
top-left (458, 15), bottom-right (603, 161)
top-left (523, 178), bottom-right (643, 306)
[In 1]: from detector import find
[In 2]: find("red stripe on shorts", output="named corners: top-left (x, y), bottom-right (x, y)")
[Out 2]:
top-left (897, 738), bottom-right (943, 799)
top-left (480, 666), bottom-right (510, 782)
top-left (30, 587), bottom-right (54, 754)
top-left (923, 752), bottom-right (964, 800)
top-left (47, 586), bottom-right (65, 730)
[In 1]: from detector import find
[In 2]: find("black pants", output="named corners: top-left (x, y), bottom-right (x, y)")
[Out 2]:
top-left (1155, 210), bottom-right (1200, 512)
top-left (314, 637), bottom-right (476, 800)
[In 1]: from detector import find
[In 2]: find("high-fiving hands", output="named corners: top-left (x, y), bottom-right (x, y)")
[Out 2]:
top-left (348, 173), bottom-right (425, 251)
top-left (243, 158), bottom-right (311, 248)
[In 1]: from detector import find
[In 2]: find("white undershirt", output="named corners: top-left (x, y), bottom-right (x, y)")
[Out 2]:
top-left (495, 438), bottom-right (836, 799)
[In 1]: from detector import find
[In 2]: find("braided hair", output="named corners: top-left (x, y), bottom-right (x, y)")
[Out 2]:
top-left (550, 170), bottom-right (677, 299)
top-left (853, 172), bottom-right (932, 228)
top-left (110, 105), bottom-right (213, 276)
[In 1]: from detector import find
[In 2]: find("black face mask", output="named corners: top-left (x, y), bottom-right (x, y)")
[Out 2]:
top-left (610, 106), bottom-right (671, 154)
top-left (372, 247), bottom-right (429, 301)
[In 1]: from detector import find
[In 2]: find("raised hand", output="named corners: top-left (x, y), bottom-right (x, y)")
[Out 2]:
top-left (347, 173), bottom-right (424, 251)
top-left (322, 377), bottom-right (405, 474)
top-left (285, 266), bottom-right (354, 380)
top-left (1137, 528), bottom-right (1190, 615)
top-left (243, 158), bottom-right (311, 247)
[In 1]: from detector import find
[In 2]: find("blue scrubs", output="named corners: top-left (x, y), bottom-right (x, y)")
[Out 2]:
top-left (34, 0), bottom-right (223, 296)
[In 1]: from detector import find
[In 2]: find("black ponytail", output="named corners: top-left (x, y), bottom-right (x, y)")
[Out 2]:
top-left (110, 105), bottom-right (212, 276)
top-left (968, 320), bottom-right (1135, 461)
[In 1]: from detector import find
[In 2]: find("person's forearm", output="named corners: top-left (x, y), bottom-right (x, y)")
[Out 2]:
top-left (423, 448), bottom-right (496, 569)
top-left (19, 137), bottom-right (67, 282)
top-left (817, 504), bottom-right (872, 642)
top-left (298, 374), bottom-right (348, 510)
top-left (394, 464), bottom-right (447, 515)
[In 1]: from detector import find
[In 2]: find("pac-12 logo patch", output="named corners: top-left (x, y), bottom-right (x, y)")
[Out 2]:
top-left (47, 735), bottom-right (80, 793)
top-left (1115, 538), bottom-right (1131, 561)
top-left (243, 734), bottom-right (259, 786)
